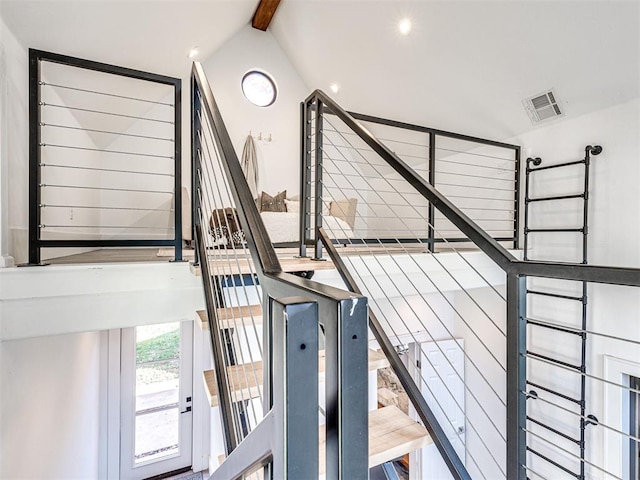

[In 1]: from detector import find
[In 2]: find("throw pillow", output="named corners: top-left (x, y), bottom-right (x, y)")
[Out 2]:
top-left (260, 190), bottom-right (287, 212)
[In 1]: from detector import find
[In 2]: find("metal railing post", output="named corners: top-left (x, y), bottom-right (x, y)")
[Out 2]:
top-left (428, 132), bottom-right (436, 253)
top-left (173, 76), bottom-right (183, 261)
top-left (513, 146), bottom-right (522, 250)
top-left (299, 101), bottom-right (312, 258)
top-left (28, 49), bottom-right (42, 265)
top-left (323, 294), bottom-right (369, 479)
top-left (191, 79), bottom-right (201, 266)
top-left (314, 97), bottom-right (324, 260)
top-left (270, 297), bottom-right (319, 479)
top-left (507, 273), bottom-right (527, 479)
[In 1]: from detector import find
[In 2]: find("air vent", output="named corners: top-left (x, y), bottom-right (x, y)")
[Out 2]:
top-left (523, 89), bottom-right (564, 124)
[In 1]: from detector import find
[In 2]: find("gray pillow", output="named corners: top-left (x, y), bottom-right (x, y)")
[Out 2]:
top-left (259, 190), bottom-right (287, 212)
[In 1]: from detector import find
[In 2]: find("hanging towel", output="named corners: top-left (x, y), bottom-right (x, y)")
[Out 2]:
top-left (241, 134), bottom-right (259, 199)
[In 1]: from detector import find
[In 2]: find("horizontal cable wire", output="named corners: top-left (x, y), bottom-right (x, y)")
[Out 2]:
top-left (41, 163), bottom-right (173, 177)
top-left (525, 317), bottom-right (640, 346)
top-left (40, 81), bottom-right (174, 106)
top-left (40, 184), bottom-right (173, 194)
top-left (436, 158), bottom-right (516, 171)
top-left (40, 224), bottom-right (172, 230)
top-left (436, 170), bottom-right (515, 182)
top-left (527, 393), bottom-right (640, 443)
top-left (435, 146), bottom-right (516, 162)
top-left (436, 182), bottom-right (515, 193)
top-left (40, 102), bottom-right (174, 124)
top-left (524, 428), bottom-right (622, 480)
top-left (41, 142), bottom-right (173, 159)
top-left (41, 122), bottom-right (173, 142)
top-left (525, 353), bottom-right (640, 395)
top-left (328, 126), bottom-right (516, 162)
top-left (523, 465), bottom-right (552, 480)
top-left (322, 117), bottom-right (508, 300)
top-left (41, 204), bottom-right (173, 212)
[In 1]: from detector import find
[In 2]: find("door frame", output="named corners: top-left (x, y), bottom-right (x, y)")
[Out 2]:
top-left (106, 321), bottom-right (194, 479)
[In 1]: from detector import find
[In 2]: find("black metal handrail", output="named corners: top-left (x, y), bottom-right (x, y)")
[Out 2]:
top-left (191, 64), bottom-right (369, 479)
top-left (304, 89), bottom-right (640, 288)
top-left (303, 89), bottom-right (640, 480)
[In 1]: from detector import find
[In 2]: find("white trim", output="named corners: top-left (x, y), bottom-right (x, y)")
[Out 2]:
top-left (106, 329), bottom-right (122, 479)
top-left (603, 355), bottom-right (640, 479)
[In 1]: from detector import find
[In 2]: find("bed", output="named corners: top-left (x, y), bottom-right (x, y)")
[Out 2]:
top-left (208, 191), bottom-right (357, 247)
top-left (260, 211), bottom-right (354, 244)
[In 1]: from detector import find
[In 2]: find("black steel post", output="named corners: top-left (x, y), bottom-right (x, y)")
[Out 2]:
top-left (514, 146), bottom-right (521, 250)
top-left (428, 132), bottom-right (436, 253)
top-left (173, 78), bottom-right (183, 261)
top-left (313, 97), bottom-right (324, 260)
top-left (507, 273), bottom-right (527, 480)
top-left (28, 49), bottom-right (42, 265)
top-left (299, 101), bottom-right (312, 258)
top-left (191, 78), bottom-right (201, 266)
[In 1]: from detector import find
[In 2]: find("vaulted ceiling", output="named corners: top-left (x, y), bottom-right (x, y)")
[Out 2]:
top-left (2, 0), bottom-right (638, 142)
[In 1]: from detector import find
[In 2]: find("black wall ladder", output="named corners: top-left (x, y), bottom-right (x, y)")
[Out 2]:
top-left (523, 145), bottom-right (602, 479)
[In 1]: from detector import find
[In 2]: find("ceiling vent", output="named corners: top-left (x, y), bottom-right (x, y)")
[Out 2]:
top-left (523, 90), bottom-right (564, 124)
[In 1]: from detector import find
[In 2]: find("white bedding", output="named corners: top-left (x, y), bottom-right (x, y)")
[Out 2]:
top-left (260, 211), bottom-right (354, 244)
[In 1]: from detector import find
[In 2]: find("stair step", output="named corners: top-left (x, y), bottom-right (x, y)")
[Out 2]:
top-left (319, 405), bottom-right (431, 477)
top-left (203, 349), bottom-right (390, 407)
top-left (197, 305), bottom-right (263, 331)
top-left (190, 256), bottom-right (334, 276)
top-left (377, 387), bottom-right (399, 407)
top-left (215, 406), bottom-right (430, 478)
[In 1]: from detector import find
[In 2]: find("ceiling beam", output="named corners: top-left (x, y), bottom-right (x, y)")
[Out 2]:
top-left (252, 0), bottom-right (282, 31)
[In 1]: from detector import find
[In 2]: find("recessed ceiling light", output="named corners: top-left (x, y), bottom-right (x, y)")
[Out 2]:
top-left (188, 47), bottom-right (199, 59)
top-left (330, 83), bottom-right (340, 94)
top-left (398, 19), bottom-right (412, 35)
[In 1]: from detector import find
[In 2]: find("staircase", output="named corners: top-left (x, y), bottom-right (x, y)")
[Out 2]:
top-left (189, 61), bottom-right (640, 480)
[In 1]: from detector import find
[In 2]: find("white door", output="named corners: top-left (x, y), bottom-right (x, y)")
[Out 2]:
top-left (420, 339), bottom-right (466, 480)
top-left (120, 321), bottom-right (193, 479)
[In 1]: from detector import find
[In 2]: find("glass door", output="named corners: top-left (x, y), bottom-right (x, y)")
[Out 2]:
top-left (120, 321), bottom-right (193, 479)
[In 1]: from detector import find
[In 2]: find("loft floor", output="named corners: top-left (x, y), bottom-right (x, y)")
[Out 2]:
top-left (46, 248), bottom-right (171, 265)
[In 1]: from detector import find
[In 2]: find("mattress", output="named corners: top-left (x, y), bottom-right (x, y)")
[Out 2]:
top-left (260, 211), bottom-right (354, 244)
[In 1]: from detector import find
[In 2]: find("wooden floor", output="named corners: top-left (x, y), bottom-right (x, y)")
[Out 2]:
top-left (46, 248), bottom-right (173, 265)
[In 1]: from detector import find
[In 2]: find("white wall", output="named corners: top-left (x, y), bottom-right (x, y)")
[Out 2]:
top-left (0, 16), bottom-right (28, 264)
top-left (508, 99), bottom-right (640, 479)
top-left (0, 331), bottom-right (102, 479)
top-left (200, 25), bottom-right (310, 199)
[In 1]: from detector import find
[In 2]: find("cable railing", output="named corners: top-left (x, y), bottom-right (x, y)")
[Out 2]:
top-left (299, 108), bottom-right (520, 254)
top-left (191, 64), bottom-right (369, 479)
top-left (301, 89), bottom-right (640, 480)
top-left (28, 49), bottom-right (183, 264)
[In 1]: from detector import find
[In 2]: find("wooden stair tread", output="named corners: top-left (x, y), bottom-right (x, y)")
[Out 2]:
top-left (196, 305), bottom-right (263, 331)
top-left (319, 405), bottom-right (432, 476)
top-left (190, 255), bottom-right (334, 276)
top-left (203, 350), bottom-right (390, 407)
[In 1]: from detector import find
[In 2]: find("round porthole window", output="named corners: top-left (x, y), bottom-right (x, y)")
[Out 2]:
top-left (241, 70), bottom-right (277, 107)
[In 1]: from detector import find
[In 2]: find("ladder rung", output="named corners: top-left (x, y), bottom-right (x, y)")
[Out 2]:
top-left (525, 227), bottom-right (584, 233)
top-left (527, 159), bottom-right (585, 172)
top-left (526, 381), bottom-right (583, 405)
top-left (526, 351), bottom-right (582, 371)
top-left (526, 447), bottom-right (581, 479)
top-left (526, 416), bottom-right (582, 445)
top-left (526, 289), bottom-right (584, 302)
top-left (525, 318), bottom-right (583, 336)
top-left (526, 193), bottom-right (584, 203)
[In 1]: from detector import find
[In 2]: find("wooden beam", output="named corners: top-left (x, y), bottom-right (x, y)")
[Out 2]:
top-left (252, 0), bottom-right (282, 31)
